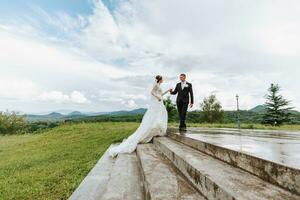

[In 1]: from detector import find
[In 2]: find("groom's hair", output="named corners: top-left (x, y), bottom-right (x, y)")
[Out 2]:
top-left (180, 73), bottom-right (186, 77)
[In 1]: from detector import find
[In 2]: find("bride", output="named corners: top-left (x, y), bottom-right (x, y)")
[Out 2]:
top-left (109, 75), bottom-right (170, 157)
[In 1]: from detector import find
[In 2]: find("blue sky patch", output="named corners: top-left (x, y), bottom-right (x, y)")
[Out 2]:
top-left (0, 0), bottom-right (94, 19)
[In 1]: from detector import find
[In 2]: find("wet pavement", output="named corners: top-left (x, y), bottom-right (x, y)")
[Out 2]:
top-left (183, 128), bottom-right (300, 169)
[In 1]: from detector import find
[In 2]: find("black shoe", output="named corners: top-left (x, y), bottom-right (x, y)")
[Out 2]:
top-left (179, 127), bottom-right (187, 131)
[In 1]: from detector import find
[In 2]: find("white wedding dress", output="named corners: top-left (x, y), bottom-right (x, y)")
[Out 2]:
top-left (109, 83), bottom-right (168, 157)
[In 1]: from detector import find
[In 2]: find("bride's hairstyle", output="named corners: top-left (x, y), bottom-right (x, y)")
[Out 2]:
top-left (155, 75), bottom-right (163, 83)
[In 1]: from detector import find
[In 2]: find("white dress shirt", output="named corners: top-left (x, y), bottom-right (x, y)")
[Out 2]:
top-left (181, 81), bottom-right (187, 90)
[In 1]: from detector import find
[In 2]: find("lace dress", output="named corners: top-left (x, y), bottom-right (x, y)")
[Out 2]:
top-left (108, 83), bottom-right (168, 157)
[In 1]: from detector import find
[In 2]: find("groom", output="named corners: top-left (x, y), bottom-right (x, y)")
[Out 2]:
top-left (170, 74), bottom-right (194, 131)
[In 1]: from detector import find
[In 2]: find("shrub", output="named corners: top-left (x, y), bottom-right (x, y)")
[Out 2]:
top-left (0, 111), bottom-right (27, 135)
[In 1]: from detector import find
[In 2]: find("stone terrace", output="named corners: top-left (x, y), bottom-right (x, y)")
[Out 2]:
top-left (69, 128), bottom-right (300, 200)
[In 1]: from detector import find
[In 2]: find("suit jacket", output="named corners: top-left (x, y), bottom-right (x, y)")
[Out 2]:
top-left (171, 82), bottom-right (194, 104)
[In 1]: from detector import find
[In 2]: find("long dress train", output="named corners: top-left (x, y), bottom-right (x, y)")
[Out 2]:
top-left (109, 83), bottom-right (168, 157)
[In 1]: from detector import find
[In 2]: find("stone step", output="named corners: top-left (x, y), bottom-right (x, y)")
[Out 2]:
top-left (154, 137), bottom-right (300, 200)
top-left (69, 145), bottom-right (116, 200)
top-left (101, 153), bottom-right (144, 200)
top-left (69, 144), bottom-right (144, 200)
top-left (167, 128), bottom-right (300, 195)
top-left (137, 143), bottom-right (205, 200)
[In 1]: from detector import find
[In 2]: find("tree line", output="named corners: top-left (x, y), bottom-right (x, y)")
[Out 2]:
top-left (164, 83), bottom-right (298, 126)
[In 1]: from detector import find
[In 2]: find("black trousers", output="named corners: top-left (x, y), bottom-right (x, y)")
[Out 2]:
top-left (177, 101), bottom-right (189, 128)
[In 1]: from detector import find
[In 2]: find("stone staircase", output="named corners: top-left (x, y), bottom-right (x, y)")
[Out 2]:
top-left (69, 128), bottom-right (300, 200)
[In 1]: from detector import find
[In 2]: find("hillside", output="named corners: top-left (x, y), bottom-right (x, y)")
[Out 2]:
top-left (109, 108), bottom-right (147, 115)
top-left (0, 122), bottom-right (138, 200)
top-left (250, 105), bottom-right (266, 113)
top-left (250, 105), bottom-right (299, 114)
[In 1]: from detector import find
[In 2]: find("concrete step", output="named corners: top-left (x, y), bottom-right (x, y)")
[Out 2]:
top-left (69, 145), bottom-right (116, 200)
top-left (154, 137), bottom-right (300, 200)
top-left (137, 143), bottom-right (205, 200)
top-left (101, 153), bottom-right (144, 200)
top-left (69, 144), bottom-right (143, 200)
top-left (167, 128), bottom-right (300, 195)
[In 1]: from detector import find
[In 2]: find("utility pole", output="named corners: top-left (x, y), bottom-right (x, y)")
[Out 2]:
top-left (236, 94), bottom-right (241, 129)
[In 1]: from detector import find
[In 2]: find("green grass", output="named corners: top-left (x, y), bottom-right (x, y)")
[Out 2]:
top-left (0, 122), bottom-right (138, 200)
top-left (170, 123), bottom-right (300, 131)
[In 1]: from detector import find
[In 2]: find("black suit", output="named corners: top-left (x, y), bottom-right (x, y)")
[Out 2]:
top-left (171, 82), bottom-right (194, 129)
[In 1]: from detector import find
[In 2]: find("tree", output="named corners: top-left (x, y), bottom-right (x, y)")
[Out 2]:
top-left (200, 94), bottom-right (224, 123)
top-left (262, 83), bottom-right (293, 126)
top-left (0, 111), bottom-right (27, 135)
top-left (163, 97), bottom-right (177, 122)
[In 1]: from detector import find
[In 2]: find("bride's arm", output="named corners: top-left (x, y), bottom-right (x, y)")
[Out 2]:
top-left (162, 90), bottom-right (170, 96)
top-left (151, 85), bottom-right (162, 101)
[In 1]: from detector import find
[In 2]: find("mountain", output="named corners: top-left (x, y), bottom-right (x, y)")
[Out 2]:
top-left (249, 105), bottom-right (266, 113)
top-left (49, 112), bottom-right (63, 116)
top-left (250, 105), bottom-right (299, 114)
top-left (53, 109), bottom-right (77, 115)
top-left (26, 112), bottom-right (64, 122)
top-left (84, 112), bottom-right (109, 116)
top-left (109, 108), bottom-right (147, 115)
top-left (68, 111), bottom-right (84, 116)
top-left (25, 108), bottom-right (147, 122)
top-left (130, 108), bottom-right (147, 114)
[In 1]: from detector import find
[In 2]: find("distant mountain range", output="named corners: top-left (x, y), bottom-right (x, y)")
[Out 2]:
top-left (25, 108), bottom-right (147, 122)
top-left (249, 105), bottom-right (299, 114)
top-left (21, 105), bottom-right (299, 122)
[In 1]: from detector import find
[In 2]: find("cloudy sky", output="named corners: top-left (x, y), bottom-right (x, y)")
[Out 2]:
top-left (0, 0), bottom-right (299, 114)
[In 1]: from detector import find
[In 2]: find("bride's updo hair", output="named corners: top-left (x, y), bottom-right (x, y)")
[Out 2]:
top-left (155, 75), bottom-right (163, 83)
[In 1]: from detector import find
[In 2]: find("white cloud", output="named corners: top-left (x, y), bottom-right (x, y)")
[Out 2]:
top-left (122, 99), bottom-right (138, 109)
top-left (39, 91), bottom-right (70, 103)
top-left (0, 78), bottom-right (39, 100)
top-left (39, 90), bottom-right (90, 104)
top-left (0, 1), bottom-right (300, 112)
top-left (70, 91), bottom-right (91, 104)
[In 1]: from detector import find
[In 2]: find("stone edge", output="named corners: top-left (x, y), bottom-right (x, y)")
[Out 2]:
top-left (167, 128), bottom-right (300, 195)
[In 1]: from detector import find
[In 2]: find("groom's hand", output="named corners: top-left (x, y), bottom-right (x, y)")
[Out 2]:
top-left (189, 103), bottom-right (193, 108)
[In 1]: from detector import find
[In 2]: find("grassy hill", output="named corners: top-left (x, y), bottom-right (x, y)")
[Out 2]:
top-left (249, 105), bottom-right (266, 113)
top-left (1, 121), bottom-right (300, 200)
top-left (0, 122), bottom-right (138, 200)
